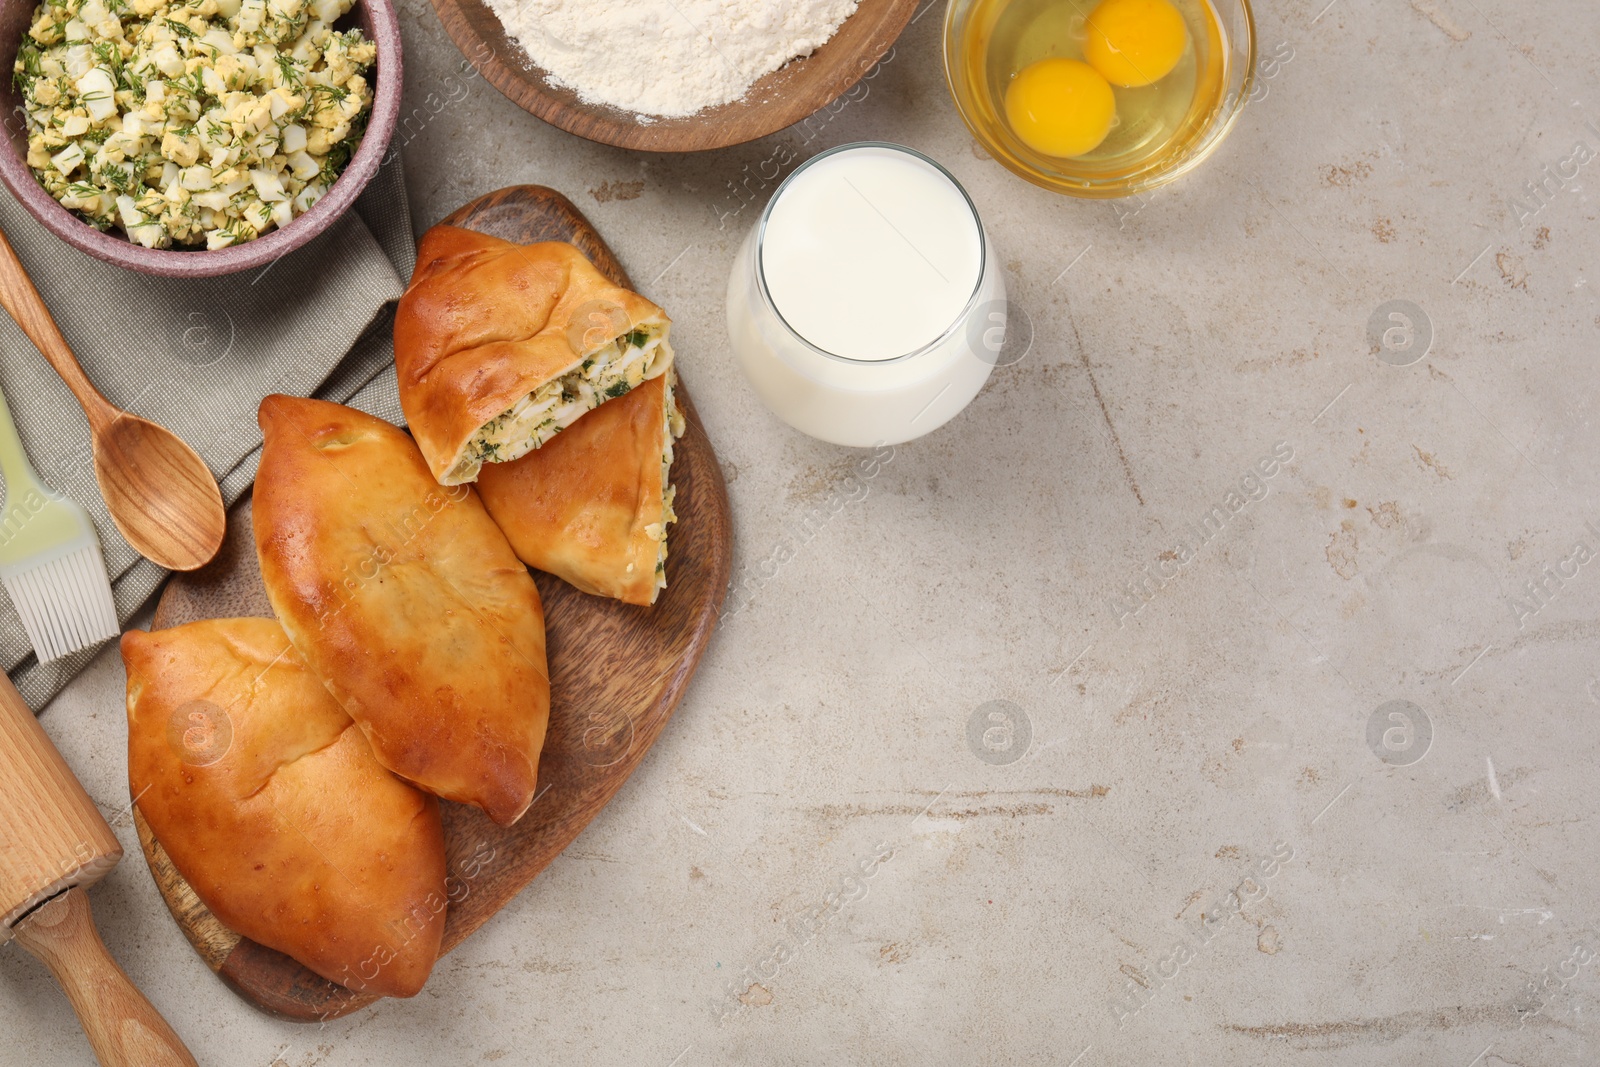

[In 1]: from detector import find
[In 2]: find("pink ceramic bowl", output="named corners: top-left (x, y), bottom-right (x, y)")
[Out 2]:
top-left (0, 0), bottom-right (401, 278)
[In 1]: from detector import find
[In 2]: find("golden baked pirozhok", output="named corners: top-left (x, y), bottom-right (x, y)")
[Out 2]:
top-left (394, 225), bottom-right (674, 485)
top-left (122, 618), bottom-right (447, 999)
top-left (478, 370), bottom-right (685, 606)
top-left (254, 395), bottom-right (550, 826)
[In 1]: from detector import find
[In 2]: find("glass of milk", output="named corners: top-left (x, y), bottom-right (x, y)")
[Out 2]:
top-left (726, 142), bottom-right (1007, 447)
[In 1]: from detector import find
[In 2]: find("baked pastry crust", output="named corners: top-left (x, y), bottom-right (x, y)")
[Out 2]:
top-left (394, 225), bottom-right (674, 485)
top-left (254, 395), bottom-right (550, 826)
top-left (122, 618), bottom-right (447, 998)
top-left (477, 371), bottom-right (684, 606)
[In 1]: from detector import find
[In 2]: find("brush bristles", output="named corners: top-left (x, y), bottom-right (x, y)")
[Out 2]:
top-left (3, 544), bottom-right (119, 664)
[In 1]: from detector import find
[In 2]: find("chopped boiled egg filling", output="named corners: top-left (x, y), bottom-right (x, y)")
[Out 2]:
top-left (647, 372), bottom-right (686, 597)
top-left (458, 324), bottom-right (672, 483)
top-left (14, 0), bottom-right (376, 249)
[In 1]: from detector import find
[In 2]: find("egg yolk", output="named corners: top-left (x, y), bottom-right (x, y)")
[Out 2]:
top-left (1083, 0), bottom-right (1189, 88)
top-left (1004, 58), bottom-right (1116, 159)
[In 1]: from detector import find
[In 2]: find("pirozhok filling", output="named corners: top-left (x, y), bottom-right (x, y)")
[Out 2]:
top-left (641, 372), bottom-right (686, 599)
top-left (456, 323), bottom-right (671, 482)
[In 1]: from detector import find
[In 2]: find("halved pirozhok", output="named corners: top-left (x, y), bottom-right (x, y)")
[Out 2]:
top-left (394, 225), bottom-right (673, 486)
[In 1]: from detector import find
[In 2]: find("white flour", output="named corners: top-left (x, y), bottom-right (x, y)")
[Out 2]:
top-left (485, 0), bottom-right (861, 118)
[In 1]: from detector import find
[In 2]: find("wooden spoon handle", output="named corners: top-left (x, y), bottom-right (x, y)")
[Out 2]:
top-left (0, 224), bottom-right (115, 432)
top-left (14, 887), bottom-right (199, 1067)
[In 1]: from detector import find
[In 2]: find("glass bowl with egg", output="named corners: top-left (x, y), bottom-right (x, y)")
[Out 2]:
top-left (0, 0), bottom-right (400, 277)
top-left (944, 0), bottom-right (1254, 198)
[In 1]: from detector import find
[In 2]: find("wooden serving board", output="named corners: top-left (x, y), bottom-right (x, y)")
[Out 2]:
top-left (136, 186), bottom-right (732, 1021)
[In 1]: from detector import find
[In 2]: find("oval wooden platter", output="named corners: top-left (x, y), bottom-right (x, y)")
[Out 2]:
top-left (431, 0), bottom-right (922, 152)
top-left (135, 185), bottom-right (732, 1021)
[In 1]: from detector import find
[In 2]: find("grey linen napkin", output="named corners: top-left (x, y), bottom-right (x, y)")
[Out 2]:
top-left (1, 155), bottom-right (416, 708)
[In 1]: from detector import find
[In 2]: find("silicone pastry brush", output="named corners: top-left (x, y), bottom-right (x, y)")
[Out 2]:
top-left (0, 377), bottom-right (118, 662)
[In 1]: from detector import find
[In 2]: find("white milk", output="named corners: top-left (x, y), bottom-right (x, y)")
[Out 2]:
top-left (759, 145), bottom-right (986, 362)
top-left (727, 142), bottom-right (1004, 448)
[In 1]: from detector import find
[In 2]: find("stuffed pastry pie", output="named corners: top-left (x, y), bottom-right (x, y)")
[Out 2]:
top-left (254, 395), bottom-right (550, 826)
top-left (122, 618), bottom-right (447, 999)
top-left (477, 370), bottom-right (686, 606)
top-left (394, 225), bottom-right (674, 485)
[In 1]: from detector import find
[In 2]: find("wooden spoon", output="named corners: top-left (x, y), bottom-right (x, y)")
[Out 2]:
top-left (0, 226), bottom-right (224, 572)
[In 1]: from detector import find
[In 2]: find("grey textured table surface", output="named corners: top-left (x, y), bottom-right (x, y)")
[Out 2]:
top-left (6, 0), bottom-right (1600, 1063)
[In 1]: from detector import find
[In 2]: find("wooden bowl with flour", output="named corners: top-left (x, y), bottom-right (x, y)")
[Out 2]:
top-left (429, 0), bottom-right (921, 152)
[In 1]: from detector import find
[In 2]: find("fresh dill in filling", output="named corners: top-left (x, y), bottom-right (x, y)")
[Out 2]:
top-left (14, 0), bottom-right (376, 249)
top-left (643, 373), bottom-right (686, 596)
top-left (458, 322), bottom-right (669, 482)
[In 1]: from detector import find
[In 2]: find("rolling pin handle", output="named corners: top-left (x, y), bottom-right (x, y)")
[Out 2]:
top-left (13, 886), bottom-right (199, 1067)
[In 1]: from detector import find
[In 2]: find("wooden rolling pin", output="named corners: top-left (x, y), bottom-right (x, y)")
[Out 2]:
top-left (0, 673), bottom-right (196, 1066)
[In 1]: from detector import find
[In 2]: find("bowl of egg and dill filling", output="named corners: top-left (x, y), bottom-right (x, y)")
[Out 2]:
top-left (945, 0), bottom-right (1254, 198)
top-left (0, 0), bottom-right (399, 276)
